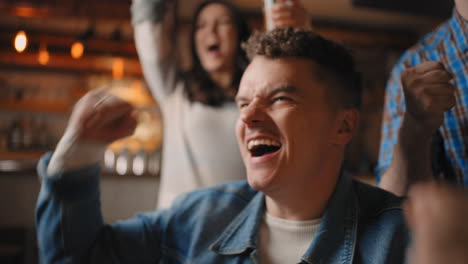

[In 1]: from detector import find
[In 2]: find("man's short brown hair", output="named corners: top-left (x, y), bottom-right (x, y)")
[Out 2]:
top-left (242, 28), bottom-right (361, 109)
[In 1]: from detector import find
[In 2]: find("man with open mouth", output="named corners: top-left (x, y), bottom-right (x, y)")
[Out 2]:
top-left (36, 28), bottom-right (408, 263)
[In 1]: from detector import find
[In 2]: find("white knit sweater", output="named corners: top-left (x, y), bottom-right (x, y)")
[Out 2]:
top-left (134, 20), bottom-right (245, 208)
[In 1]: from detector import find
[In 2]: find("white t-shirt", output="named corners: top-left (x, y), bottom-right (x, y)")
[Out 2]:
top-left (259, 212), bottom-right (321, 264)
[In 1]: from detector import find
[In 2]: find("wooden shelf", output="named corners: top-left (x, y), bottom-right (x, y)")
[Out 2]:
top-left (0, 151), bottom-right (43, 174)
top-left (0, 100), bottom-right (71, 113)
top-left (102, 172), bottom-right (159, 179)
top-left (0, 151), bottom-right (160, 178)
top-left (0, 51), bottom-right (143, 78)
top-left (0, 151), bottom-right (45, 161)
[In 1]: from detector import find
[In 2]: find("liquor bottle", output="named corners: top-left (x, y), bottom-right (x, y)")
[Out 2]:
top-left (0, 119), bottom-right (8, 151)
top-left (36, 118), bottom-right (49, 150)
top-left (22, 118), bottom-right (33, 150)
top-left (7, 119), bottom-right (23, 150)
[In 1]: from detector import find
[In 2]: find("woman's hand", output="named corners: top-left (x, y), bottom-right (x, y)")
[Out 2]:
top-left (271, 0), bottom-right (311, 29)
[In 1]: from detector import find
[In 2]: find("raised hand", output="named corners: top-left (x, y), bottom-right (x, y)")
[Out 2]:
top-left (271, 0), bottom-right (311, 29)
top-left (46, 89), bottom-right (137, 176)
top-left (401, 61), bottom-right (456, 133)
top-left (69, 88), bottom-right (137, 144)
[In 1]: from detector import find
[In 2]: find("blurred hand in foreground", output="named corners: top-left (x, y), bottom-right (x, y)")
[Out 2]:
top-left (405, 182), bottom-right (468, 264)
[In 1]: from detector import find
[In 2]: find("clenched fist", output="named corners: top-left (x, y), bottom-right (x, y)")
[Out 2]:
top-left (47, 89), bottom-right (137, 176)
top-left (401, 61), bottom-right (456, 132)
top-left (70, 88), bottom-right (138, 144)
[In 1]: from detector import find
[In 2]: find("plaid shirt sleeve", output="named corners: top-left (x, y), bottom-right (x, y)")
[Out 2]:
top-left (375, 59), bottom-right (408, 184)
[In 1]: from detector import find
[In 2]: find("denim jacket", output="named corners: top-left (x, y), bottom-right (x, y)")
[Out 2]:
top-left (36, 152), bottom-right (408, 264)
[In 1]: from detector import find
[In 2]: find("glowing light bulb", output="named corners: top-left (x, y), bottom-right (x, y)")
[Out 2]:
top-left (112, 57), bottom-right (125, 80)
top-left (14, 30), bottom-right (28, 53)
top-left (38, 43), bottom-right (50, 65)
top-left (71, 41), bottom-right (84, 59)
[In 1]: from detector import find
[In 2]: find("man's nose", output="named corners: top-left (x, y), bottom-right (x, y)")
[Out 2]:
top-left (240, 102), bottom-right (266, 127)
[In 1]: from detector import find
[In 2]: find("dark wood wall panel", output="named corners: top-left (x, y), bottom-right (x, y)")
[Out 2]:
top-left (353, 0), bottom-right (454, 18)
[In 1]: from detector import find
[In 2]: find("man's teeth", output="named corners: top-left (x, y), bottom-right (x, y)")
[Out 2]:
top-left (247, 139), bottom-right (281, 150)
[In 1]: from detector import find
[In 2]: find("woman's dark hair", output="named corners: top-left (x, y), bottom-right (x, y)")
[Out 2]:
top-left (183, 0), bottom-right (250, 107)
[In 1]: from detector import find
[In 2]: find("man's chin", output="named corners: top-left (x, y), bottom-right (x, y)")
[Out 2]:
top-left (246, 173), bottom-right (276, 192)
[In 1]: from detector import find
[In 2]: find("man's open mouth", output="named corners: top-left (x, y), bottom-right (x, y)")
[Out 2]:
top-left (247, 139), bottom-right (281, 157)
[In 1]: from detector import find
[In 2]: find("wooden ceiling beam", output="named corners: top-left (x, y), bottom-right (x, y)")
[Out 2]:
top-left (312, 26), bottom-right (416, 49)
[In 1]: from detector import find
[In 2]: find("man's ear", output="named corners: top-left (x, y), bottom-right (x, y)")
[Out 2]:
top-left (330, 108), bottom-right (360, 145)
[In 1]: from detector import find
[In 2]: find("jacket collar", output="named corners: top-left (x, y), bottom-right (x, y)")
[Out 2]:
top-left (301, 174), bottom-right (358, 264)
top-left (209, 191), bottom-right (265, 255)
top-left (210, 174), bottom-right (358, 264)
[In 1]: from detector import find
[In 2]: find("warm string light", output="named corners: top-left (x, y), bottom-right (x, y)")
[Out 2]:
top-left (13, 27), bottom-right (128, 81)
top-left (38, 42), bottom-right (50, 65)
top-left (112, 57), bottom-right (125, 80)
top-left (70, 41), bottom-right (84, 59)
top-left (70, 26), bottom-right (93, 59)
top-left (14, 30), bottom-right (28, 53)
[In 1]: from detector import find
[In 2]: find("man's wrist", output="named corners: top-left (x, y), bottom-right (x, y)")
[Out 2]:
top-left (400, 113), bottom-right (437, 143)
top-left (47, 129), bottom-right (107, 177)
top-left (391, 112), bottom-right (435, 186)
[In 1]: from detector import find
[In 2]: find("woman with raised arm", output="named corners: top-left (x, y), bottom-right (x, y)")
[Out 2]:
top-left (131, 0), bottom-right (310, 208)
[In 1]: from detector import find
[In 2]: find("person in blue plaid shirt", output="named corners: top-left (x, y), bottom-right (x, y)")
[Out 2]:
top-left (377, 0), bottom-right (468, 196)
